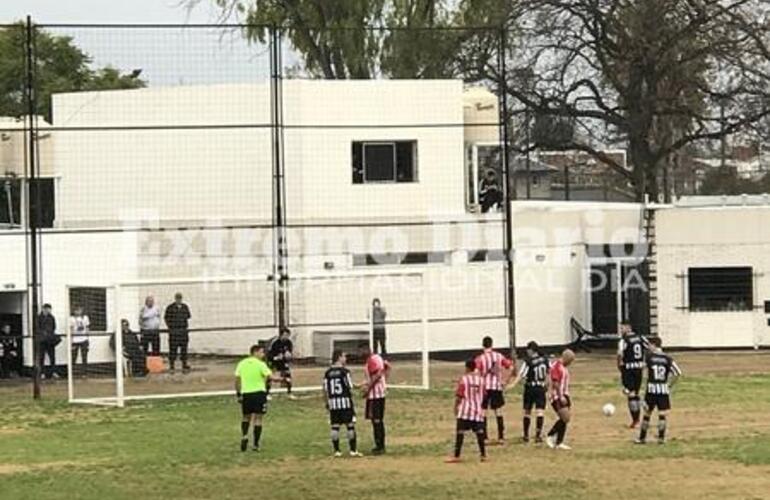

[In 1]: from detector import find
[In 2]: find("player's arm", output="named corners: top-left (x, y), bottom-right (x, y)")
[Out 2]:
top-left (502, 357), bottom-right (516, 386)
top-left (322, 377), bottom-right (330, 409)
top-left (508, 363), bottom-right (527, 390)
top-left (551, 365), bottom-right (565, 403)
top-left (234, 375), bottom-right (242, 401)
top-left (454, 380), bottom-right (464, 414)
top-left (670, 361), bottom-right (683, 387)
top-left (616, 339), bottom-right (625, 371)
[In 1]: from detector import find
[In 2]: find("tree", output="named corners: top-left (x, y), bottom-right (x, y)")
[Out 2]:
top-left (0, 23), bottom-right (145, 121)
top-left (495, 0), bottom-right (770, 201)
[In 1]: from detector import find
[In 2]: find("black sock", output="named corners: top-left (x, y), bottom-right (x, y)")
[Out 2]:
top-left (331, 426), bottom-right (340, 452)
top-left (658, 415), bottom-right (667, 441)
top-left (240, 421), bottom-right (249, 438)
top-left (482, 417), bottom-right (488, 440)
top-left (496, 416), bottom-right (505, 440)
top-left (454, 432), bottom-right (465, 458)
top-left (286, 381), bottom-right (292, 394)
top-left (639, 415), bottom-right (651, 441)
top-left (373, 422), bottom-right (385, 450)
top-left (536, 416), bottom-right (544, 437)
top-left (547, 420), bottom-right (560, 437)
top-left (523, 416), bottom-right (531, 439)
top-left (476, 431), bottom-right (487, 457)
top-left (253, 425), bottom-right (262, 447)
top-left (347, 426), bottom-right (357, 452)
top-left (556, 420), bottom-right (567, 445)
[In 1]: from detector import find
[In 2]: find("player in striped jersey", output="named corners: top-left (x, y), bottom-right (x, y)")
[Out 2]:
top-left (323, 350), bottom-right (363, 457)
top-left (475, 336), bottom-right (515, 443)
top-left (508, 341), bottom-right (550, 443)
top-left (546, 349), bottom-right (575, 450)
top-left (361, 344), bottom-right (391, 455)
top-left (636, 337), bottom-right (682, 445)
top-left (446, 359), bottom-right (488, 463)
top-left (617, 321), bottom-right (649, 428)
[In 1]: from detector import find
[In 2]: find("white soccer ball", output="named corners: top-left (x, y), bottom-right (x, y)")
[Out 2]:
top-left (602, 403), bottom-right (616, 417)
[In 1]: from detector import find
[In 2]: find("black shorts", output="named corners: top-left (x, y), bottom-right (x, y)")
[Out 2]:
top-left (523, 386), bottom-right (547, 411)
top-left (271, 363), bottom-right (291, 379)
top-left (644, 393), bottom-right (671, 412)
top-left (482, 390), bottom-right (505, 410)
top-left (365, 398), bottom-right (386, 421)
top-left (241, 392), bottom-right (268, 416)
top-left (330, 409), bottom-right (356, 426)
top-left (456, 419), bottom-right (484, 433)
top-left (551, 395), bottom-right (572, 413)
top-left (622, 369), bottom-right (644, 394)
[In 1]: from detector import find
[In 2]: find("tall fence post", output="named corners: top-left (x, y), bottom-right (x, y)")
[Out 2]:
top-left (499, 27), bottom-right (517, 354)
top-left (25, 15), bottom-right (42, 400)
top-left (270, 25), bottom-right (289, 331)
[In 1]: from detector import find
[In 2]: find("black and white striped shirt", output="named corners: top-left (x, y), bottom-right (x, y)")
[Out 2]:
top-left (645, 352), bottom-right (682, 395)
top-left (323, 366), bottom-right (354, 412)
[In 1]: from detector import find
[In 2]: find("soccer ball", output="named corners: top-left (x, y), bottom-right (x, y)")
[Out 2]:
top-left (602, 403), bottom-right (616, 417)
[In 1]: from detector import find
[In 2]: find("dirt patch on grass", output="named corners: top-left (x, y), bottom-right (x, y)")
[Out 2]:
top-left (0, 460), bottom-right (94, 476)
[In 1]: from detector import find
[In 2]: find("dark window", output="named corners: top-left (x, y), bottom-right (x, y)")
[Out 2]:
top-left (688, 267), bottom-right (753, 312)
top-left (69, 287), bottom-right (108, 331)
top-left (30, 178), bottom-right (55, 228)
top-left (353, 251), bottom-right (447, 266)
top-left (468, 249), bottom-right (506, 263)
top-left (352, 141), bottom-right (417, 184)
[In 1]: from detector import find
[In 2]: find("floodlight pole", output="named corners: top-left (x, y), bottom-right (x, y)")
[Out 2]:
top-left (25, 16), bottom-right (42, 400)
top-left (499, 27), bottom-right (517, 355)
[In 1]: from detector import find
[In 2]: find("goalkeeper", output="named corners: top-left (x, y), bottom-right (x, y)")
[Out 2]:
top-left (267, 327), bottom-right (296, 400)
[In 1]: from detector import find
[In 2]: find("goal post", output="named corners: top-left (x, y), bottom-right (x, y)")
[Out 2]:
top-left (67, 269), bottom-right (430, 407)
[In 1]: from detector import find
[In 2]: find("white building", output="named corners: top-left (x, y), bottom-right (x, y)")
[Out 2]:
top-left (1, 80), bottom-right (769, 372)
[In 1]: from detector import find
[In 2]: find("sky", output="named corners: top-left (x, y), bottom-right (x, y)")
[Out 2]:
top-left (0, 1), bottom-right (273, 86)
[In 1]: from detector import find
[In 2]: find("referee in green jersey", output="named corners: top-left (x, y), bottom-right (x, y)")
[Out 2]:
top-left (235, 344), bottom-right (282, 452)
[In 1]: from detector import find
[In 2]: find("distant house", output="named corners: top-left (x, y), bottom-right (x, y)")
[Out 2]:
top-left (537, 150), bottom-right (635, 202)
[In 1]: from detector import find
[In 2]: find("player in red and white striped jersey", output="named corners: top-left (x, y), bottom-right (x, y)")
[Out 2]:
top-left (446, 359), bottom-right (488, 463)
top-left (474, 336), bottom-right (515, 443)
top-left (361, 344), bottom-right (390, 455)
top-left (546, 349), bottom-right (575, 450)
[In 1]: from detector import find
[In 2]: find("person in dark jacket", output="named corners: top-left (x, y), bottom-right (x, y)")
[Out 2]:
top-left (164, 292), bottom-right (192, 373)
top-left (111, 319), bottom-right (146, 377)
top-left (37, 304), bottom-right (60, 379)
top-left (0, 324), bottom-right (21, 378)
top-left (371, 298), bottom-right (387, 356)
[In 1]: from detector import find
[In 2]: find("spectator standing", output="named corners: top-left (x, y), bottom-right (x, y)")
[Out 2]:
top-left (164, 292), bottom-right (192, 373)
top-left (139, 296), bottom-right (161, 356)
top-left (69, 305), bottom-right (90, 373)
top-left (0, 324), bottom-right (21, 378)
top-left (37, 304), bottom-right (59, 379)
top-left (371, 298), bottom-right (387, 356)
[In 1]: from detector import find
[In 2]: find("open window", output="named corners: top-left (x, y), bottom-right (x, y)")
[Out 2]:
top-left (688, 267), bottom-right (753, 312)
top-left (352, 141), bottom-right (417, 184)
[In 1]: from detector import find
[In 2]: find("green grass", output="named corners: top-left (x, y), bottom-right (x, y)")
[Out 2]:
top-left (3, 370), bottom-right (770, 499)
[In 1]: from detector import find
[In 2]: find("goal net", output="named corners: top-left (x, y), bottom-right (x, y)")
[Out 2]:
top-left (68, 270), bottom-right (428, 407)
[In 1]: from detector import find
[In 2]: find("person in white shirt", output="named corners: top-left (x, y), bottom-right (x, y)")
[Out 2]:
top-left (139, 296), bottom-right (161, 356)
top-left (69, 306), bottom-right (91, 372)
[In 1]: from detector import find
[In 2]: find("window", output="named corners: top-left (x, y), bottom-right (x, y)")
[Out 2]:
top-left (352, 141), bottom-right (417, 184)
top-left (0, 178), bottom-right (21, 228)
top-left (353, 251), bottom-right (447, 266)
top-left (468, 249), bottom-right (506, 263)
top-left (531, 174), bottom-right (540, 187)
top-left (69, 287), bottom-right (108, 331)
top-left (30, 178), bottom-right (55, 228)
top-left (688, 267), bottom-right (753, 312)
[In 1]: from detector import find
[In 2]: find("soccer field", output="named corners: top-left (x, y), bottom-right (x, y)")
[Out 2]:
top-left (2, 351), bottom-right (770, 500)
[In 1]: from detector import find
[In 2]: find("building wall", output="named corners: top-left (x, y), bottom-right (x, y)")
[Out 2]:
top-left (656, 206), bottom-right (770, 348)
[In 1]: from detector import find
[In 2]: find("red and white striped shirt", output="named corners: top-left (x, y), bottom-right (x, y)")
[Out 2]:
top-left (475, 349), bottom-right (514, 391)
top-left (455, 372), bottom-right (485, 422)
top-left (365, 354), bottom-right (389, 400)
top-left (550, 359), bottom-right (570, 402)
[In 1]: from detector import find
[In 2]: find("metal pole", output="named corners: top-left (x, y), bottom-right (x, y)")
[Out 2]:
top-left (564, 164), bottom-right (570, 201)
top-left (720, 99), bottom-right (727, 170)
top-left (499, 28), bottom-right (517, 354)
top-left (270, 26), bottom-right (289, 331)
top-left (25, 16), bottom-right (42, 400)
top-left (115, 286), bottom-right (125, 407)
top-left (525, 107), bottom-right (531, 199)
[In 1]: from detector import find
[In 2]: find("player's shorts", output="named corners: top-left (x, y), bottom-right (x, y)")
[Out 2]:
top-left (622, 368), bottom-right (643, 393)
top-left (644, 393), bottom-right (671, 411)
top-left (523, 386), bottom-right (547, 411)
top-left (456, 419), bottom-right (484, 433)
top-left (365, 398), bottom-right (386, 421)
top-left (482, 390), bottom-right (505, 410)
top-left (271, 362), bottom-right (292, 379)
top-left (241, 391), bottom-right (268, 416)
top-left (330, 409), bottom-right (356, 426)
top-left (551, 395), bottom-right (572, 413)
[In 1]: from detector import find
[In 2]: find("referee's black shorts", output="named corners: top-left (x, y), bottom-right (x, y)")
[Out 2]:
top-left (365, 398), bottom-right (386, 421)
top-left (241, 391), bottom-right (268, 416)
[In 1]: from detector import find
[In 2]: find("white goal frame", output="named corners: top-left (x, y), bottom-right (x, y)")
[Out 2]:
top-left (67, 270), bottom-right (429, 408)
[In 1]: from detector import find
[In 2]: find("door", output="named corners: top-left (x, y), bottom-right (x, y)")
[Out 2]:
top-left (591, 264), bottom-right (618, 335)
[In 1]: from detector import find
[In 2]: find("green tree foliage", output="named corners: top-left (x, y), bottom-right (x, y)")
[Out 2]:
top-left (0, 23), bottom-right (145, 121)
